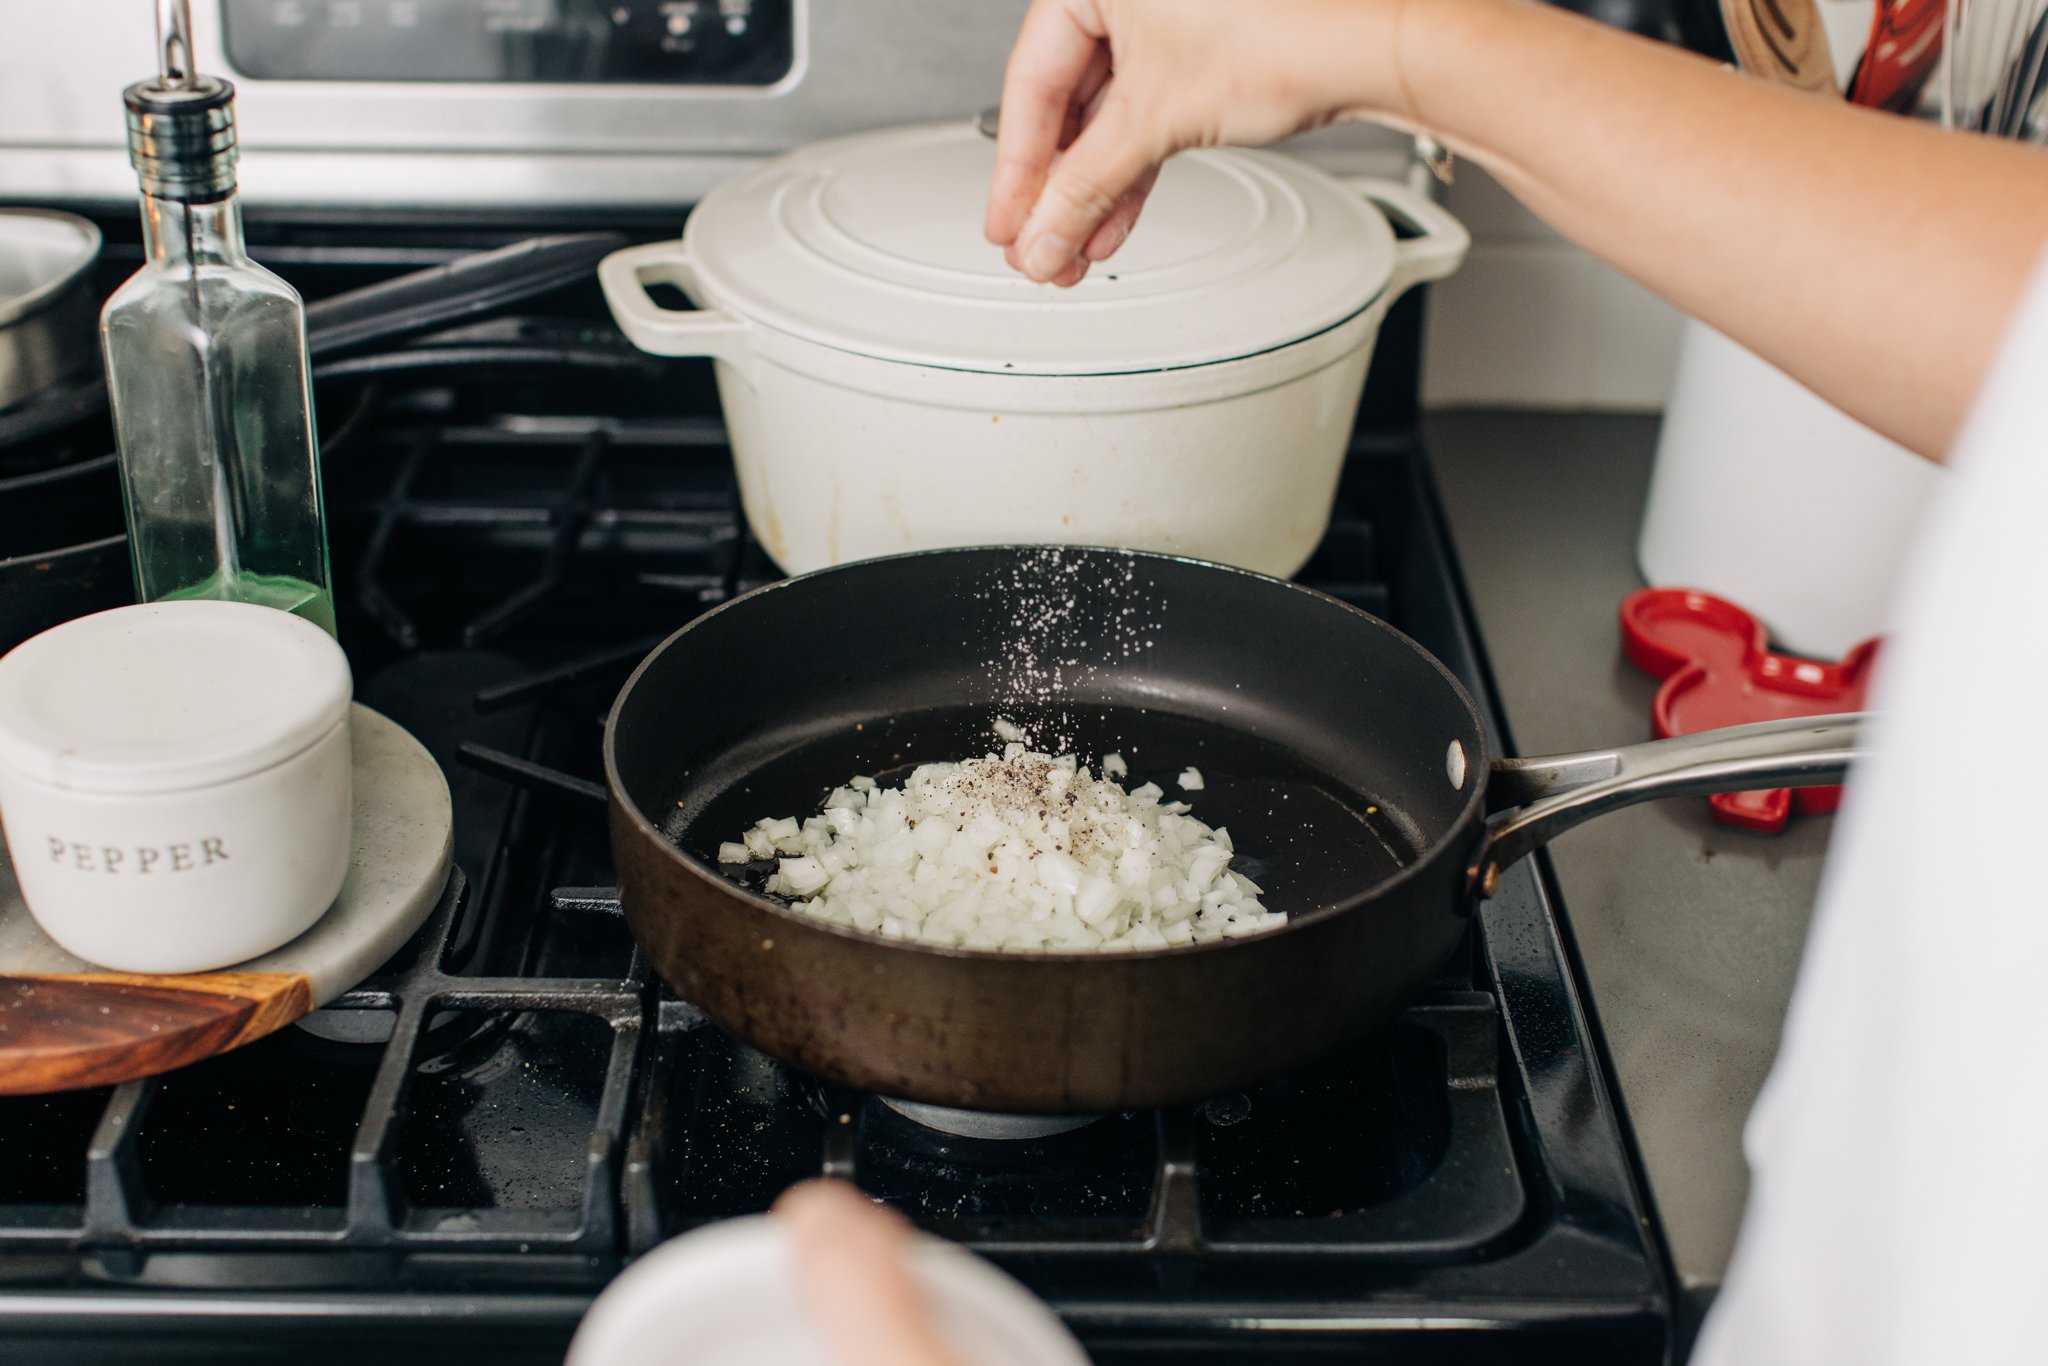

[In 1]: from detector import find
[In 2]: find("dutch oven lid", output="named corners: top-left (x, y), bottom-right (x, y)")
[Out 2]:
top-left (681, 121), bottom-right (1400, 376)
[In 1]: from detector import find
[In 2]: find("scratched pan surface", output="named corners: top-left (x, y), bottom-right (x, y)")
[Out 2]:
top-left (605, 547), bottom-right (1490, 1113)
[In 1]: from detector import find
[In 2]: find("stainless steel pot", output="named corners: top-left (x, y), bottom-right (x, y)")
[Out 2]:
top-left (0, 210), bottom-right (102, 413)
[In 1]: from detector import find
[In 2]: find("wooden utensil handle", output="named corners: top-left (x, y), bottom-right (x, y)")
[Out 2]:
top-left (0, 971), bottom-right (311, 1095)
top-left (1720, 0), bottom-right (1839, 93)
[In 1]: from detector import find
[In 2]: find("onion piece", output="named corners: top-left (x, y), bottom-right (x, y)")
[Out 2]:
top-left (738, 744), bottom-right (1278, 951)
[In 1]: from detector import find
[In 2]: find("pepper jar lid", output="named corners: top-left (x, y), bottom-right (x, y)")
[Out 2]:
top-left (0, 602), bottom-right (352, 796)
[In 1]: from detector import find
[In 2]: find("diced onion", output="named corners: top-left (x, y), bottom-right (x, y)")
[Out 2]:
top-left (728, 729), bottom-right (1281, 952)
top-left (1177, 767), bottom-right (1206, 791)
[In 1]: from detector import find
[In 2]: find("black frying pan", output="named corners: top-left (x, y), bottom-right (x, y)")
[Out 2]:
top-left (605, 547), bottom-right (1863, 1113)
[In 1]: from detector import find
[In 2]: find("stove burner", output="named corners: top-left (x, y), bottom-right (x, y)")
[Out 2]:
top-left (876, 1098), bottom-right (1101, 1141)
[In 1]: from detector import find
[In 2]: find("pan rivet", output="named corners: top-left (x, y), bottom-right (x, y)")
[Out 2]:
top-left (1480, 863), bottom-right (1500, 898)
top-left (1445, 739), bottom-right (1468, 790)
top-left (761, 938), bottom-right (774, 950)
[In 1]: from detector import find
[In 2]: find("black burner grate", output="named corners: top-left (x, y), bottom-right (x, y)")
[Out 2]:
top-left (0, 878), bottom-right (640, 1262)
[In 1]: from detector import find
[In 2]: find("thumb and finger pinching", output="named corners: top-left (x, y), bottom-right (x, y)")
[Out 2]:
top-left (774, 1179), bottom-right (961, 1366)
top-left (1009, 102), bottom-right (1165, 284)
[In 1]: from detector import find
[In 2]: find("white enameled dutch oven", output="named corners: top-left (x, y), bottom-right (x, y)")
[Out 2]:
top-left (599, 121), bottom-right (1468, 576)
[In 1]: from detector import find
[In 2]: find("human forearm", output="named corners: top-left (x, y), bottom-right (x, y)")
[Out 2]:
top-left (1399, 0), bottom-right (2048, 458)
top-left (990, 0), bottom-right (2048, 459)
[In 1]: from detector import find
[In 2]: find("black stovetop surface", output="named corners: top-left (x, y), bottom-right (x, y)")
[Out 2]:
top-left (0, 223), bottom-right (1666, 1364)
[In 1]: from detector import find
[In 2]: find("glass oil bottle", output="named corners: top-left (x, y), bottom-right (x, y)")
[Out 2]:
top-left (101, 0), bottom-right (336, 634)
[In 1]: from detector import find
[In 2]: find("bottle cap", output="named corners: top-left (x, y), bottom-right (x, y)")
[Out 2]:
top-left (123, 75), bottom-right (237, 204)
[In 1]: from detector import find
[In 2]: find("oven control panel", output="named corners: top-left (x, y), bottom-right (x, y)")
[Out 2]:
top-left (0, 0), bottom-right (1410, 212)
top-left (220, 0), bottom-right (796, 84)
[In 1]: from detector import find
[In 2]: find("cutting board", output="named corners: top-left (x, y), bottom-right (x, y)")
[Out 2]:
top-left (0, 703), bottom-right (452, 1094)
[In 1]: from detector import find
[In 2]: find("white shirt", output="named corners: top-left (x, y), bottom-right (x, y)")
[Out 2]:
top-left (1695, 257), bottom-right (2048, 1363)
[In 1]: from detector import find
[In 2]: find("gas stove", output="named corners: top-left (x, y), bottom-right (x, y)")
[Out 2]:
top-left (0, 209), bottom-right (1667, 1363)
top-left (1, 7), bottom-right (1677, 1358)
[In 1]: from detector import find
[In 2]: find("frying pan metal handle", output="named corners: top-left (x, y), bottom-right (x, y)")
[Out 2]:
top-left (303, 232), bottom-right (628, 360)
top-left (1468, 713), bottom-right (1869, 898)
top-left (0, 231), bottom-right (630, 447)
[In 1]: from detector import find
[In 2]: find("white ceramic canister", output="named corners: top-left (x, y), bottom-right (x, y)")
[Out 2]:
top-left (567, 1215), bottom-right (1089, 1366)
top-left (0, 601), bottom-right (353, 974)
top-left (601, 120), bottom-right (1468, 577)
top-left (1639, 320), bottom-right (1942, 658)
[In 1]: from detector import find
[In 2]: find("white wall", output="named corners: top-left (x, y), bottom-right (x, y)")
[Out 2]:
top-left (1421, 166), bottom-right (1686, 411)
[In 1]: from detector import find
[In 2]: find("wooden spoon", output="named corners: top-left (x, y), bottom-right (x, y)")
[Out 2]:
top-left (1720, 0), bottom-right (1841, 93)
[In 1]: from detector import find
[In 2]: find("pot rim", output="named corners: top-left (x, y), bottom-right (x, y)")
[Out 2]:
top-left (0, 209), bottom-right (102, 328)
top-left (716, 278), bottom-right (1393, 381)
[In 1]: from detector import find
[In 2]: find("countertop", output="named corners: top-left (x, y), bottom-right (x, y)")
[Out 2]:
top-left (1421, 410), bottom-right (1835, 1340)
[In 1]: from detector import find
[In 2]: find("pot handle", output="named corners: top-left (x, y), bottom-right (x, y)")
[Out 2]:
top-left (598, 240), bottom-right (752, 362)
top-left (1468, 714), bottom-right (1869, 898)
top-left (1338, 176), bottom-right (1470, 297)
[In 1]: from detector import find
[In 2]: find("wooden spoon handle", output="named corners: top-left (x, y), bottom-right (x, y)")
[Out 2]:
top-left (0, 971), bottom-right (312, 1095)
top-left (1720, 0), bottom-right (1839, 94)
